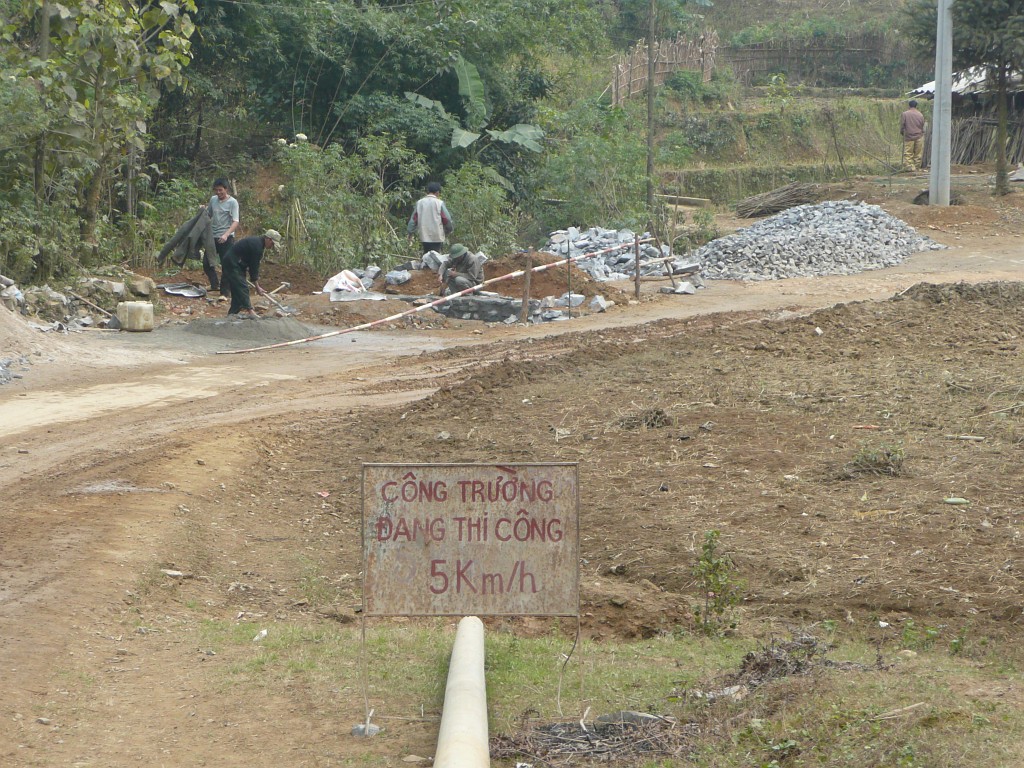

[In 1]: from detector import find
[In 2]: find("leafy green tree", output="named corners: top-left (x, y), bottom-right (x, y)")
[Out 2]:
top-left (903, 0), bottom-right (1024, 195)
top-left (604, 0), bottom-right (710, 49)
top-left (0, 0), bottom-right (195, 277)
top-left (275, 134), bottom-right (426, 273)
top-left (405, 54), bottom-right (545, 175)
top-left (152, 1), bottom-right (601, 178)
top-left (443, 161), bottom-right (520, 256)
top-left (527, 99), bottom-right (648, 231)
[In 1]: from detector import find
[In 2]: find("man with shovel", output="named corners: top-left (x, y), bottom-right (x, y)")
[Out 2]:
top-left (222, 229), bottom-right (282, 317)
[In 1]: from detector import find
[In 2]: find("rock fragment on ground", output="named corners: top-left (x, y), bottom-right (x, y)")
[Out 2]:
top-left (384, 270), bottom-right (411, 286)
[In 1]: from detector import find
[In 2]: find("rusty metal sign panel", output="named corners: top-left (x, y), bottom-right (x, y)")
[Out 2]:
top-left (362, 463), bottom-right (579, 617)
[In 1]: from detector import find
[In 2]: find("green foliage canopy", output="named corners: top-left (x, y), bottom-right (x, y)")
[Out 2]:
top-left (0, 0), bottom-right (196, 279)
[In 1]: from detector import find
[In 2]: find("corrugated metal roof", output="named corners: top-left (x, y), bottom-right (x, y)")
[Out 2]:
top-left (909, 67), bottom-right (1023, 97)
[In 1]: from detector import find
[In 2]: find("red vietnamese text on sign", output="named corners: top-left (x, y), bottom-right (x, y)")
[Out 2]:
top-left (361, 463), bottom-right (579, 617)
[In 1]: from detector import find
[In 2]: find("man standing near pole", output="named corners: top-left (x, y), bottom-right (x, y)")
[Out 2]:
top-left (899, 100), bottom-right (927, 173)
top-left (408, 181), bottom-right (454, 255)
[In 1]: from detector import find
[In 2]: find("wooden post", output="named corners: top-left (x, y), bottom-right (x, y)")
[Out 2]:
top-left (660, 237), bottom-right (677, 289)
top-left (565, 236), bottom-right (572, 317)
top-left (519, 250), bottom-right (533, 324)
top-left (634, 235), bottom-right (641, 299)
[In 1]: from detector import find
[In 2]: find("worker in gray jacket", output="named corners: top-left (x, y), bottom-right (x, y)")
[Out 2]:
top-left (440, 244), bottom-right (484, 295)
top-left (202, 177), bottom-right (240, 295)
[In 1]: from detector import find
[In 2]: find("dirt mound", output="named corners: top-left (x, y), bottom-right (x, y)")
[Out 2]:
top-left (182, 315), bottom-right (314, 342)
top-left (897, 280), bottom-right (1024, 307)
top-left (280, 292), bottom-right (449, 330)
top-left (374, 251), bottom-right (628, 302)
top-left (0, 304), bottom-right (64, 360)
top-left (486, 251), bottom-right (628, 300)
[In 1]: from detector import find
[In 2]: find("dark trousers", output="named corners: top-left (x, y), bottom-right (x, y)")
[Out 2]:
top-left (421, 241), bottom-right (443, 254)
top-left (203, 237), bottom-right (234, 294)
top-left (222, 258), bottom-right (251, 314)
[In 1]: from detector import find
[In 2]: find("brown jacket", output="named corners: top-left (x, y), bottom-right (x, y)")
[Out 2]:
top-left (900, 108), bottom-right (926, 141)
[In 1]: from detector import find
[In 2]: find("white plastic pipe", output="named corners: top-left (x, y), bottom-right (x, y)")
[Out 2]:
top-left (434, 616), bottom-right (490, 768)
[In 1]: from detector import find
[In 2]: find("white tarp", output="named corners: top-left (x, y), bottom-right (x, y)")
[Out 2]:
top-left (322, 269), bottom-right (365, 293)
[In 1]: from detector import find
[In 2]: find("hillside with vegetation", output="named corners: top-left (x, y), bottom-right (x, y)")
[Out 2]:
top-left (706, 0), bottom-right (912, 40)
top-left (0, 0), bottom-right (938, 287)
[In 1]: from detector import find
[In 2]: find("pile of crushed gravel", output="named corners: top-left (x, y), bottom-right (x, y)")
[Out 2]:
top-left (697, 200), bottom-right (945, 281)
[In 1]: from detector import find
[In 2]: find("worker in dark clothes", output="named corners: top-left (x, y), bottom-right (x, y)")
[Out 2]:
top-left (222, 229), bottom-right (282, 317)
top-left (439, 243), bottom-right (484, 295)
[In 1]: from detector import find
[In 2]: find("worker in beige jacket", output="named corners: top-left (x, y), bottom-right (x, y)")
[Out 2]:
top-left (407, 181), bottom-right (454, 254)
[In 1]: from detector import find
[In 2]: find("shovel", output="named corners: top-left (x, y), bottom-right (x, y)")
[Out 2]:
top-left (249, 281), bottom-right (299, 315)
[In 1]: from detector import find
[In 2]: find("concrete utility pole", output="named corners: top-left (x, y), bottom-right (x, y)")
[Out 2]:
top-left (929, 0), bottom-right (952, 206)
top-left (646, 0), bottom-right (656, 213)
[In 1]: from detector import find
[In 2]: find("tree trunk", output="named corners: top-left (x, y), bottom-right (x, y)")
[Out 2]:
top-left (79, 153), bottom-right (109, 262)
top-left (78, 68), bottom-right (106, 258)
top-left (33, 1), bottom-right (50, 206)
top-left (995, 64), bottom-right (1009, 196)
top-left (194, 98), bottom-right (203, 158)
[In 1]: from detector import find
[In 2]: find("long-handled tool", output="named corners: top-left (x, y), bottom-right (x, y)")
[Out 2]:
top-left (248, 281), bottom-right (299, 315)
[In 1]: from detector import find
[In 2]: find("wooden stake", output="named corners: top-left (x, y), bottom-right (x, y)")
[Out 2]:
top-left (66, 290), bottom-right (114, 318)
top-left (663, 250), bottom-right (677, 288)
top-left (566, 236), bottom-right (573, 317)
top-left (634, 235), bottom-right (641, 300)
top-left (519, 250), bottom-right (533, 324)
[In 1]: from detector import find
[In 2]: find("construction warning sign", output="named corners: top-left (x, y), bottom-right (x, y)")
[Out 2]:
top-left (361, 463), bottom-right (579, 617)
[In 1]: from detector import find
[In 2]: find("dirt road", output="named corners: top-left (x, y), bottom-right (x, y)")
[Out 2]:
top-left (2, 194), bottom-right (1023, 765)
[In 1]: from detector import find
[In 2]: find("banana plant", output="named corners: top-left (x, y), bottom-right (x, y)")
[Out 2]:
top-left (405, 54), bottom-right (544, 155)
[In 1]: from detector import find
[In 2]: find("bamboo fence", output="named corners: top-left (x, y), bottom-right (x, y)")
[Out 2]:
top-left (611, 30), bottom-right (719, 106)
top-left (720, 32), bottom-right (922, 86)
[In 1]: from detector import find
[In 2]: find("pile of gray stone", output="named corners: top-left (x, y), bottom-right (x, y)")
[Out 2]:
top-left (696, 200), bottom-right (945, 281)
top-left (433, 294), bottom-right (541, 324)
top-left (0, 272), bottom-right (157, 329)
top-left (431, 291), bottom-right (609, 325)
top-left (0, 355), bottom-right (28, 384)
top-left (543, 227), bottom-right (699, 282)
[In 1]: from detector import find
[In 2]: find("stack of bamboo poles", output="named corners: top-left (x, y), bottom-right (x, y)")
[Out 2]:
top-left (735, 182), bottom-right (822, 218)
top-left (948, 117), bottom-right (1024, 166)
